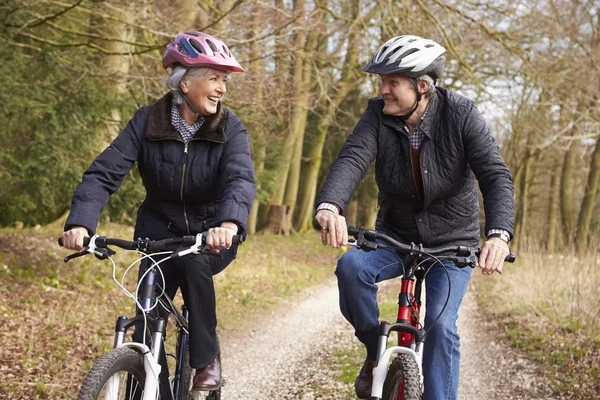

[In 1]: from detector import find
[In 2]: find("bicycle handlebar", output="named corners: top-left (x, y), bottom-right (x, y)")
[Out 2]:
top-left (347, 226), bottom-right (516, 265)
top-left (58, 233), bottom-right (243, 263)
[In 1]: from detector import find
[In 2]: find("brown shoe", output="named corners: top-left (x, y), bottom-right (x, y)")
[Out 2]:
top-left (355, 359), bottom-right (376, 399)
top-left (192, 357), bottom-right (223, 391)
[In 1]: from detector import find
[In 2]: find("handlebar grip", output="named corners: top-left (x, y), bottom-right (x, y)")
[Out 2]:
top-left (312, 219), bottom-right (322, 230)
top-left (232, 235), bottom-right (243, 245)
top-left (58, 236), bottom-right (91, 247)
top-left (506, 252), bottom-right (516, 263)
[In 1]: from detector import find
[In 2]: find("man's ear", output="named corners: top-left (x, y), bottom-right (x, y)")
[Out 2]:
top-left (418, 79), bottom-right (429, 95)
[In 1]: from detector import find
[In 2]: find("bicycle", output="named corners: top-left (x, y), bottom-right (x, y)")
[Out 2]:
top-left (59, 232), bottom-right (241, 400)
top-left (345, 226), bottom-right (516, 400)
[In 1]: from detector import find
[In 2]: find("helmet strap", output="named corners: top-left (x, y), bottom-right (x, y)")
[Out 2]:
top-left (178, 89), bottom-right (203, 121)
top-left (398, 91), bottom-right (422, 121)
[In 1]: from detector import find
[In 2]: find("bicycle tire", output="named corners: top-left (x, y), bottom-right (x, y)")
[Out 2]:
top-left (381, 354), bottom-right (422, 400)
top-left (77, 347), bottom-right (147, 400)
top-left (168, 342), bottom-right (192, 400)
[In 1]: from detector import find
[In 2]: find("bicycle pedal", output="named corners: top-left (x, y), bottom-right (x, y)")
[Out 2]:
top-left (192, 387), bottom-right (222, 400)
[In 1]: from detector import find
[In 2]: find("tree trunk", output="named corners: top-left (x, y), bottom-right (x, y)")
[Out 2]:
top-left (513, 152), bottom-right (534, 251)
top-left (247, 145), bottom-right (265, 235)
top-left (284, 123), bottom-right (305, 231)
top-left (95, 2), bottom-right (134, 149)
top-left (345, 198), bottom-right (358, 227)
top-left (263, 205), bottom-right (291, 235)
top-left (546, 156), bottom-right (562, 252)
top-left (295, 1), bottom-right (362, 232)
top-left (560, 137), bottom-right (580, 243)
top-left (365, 196), bottom-right (378, 229)
top-left (246, 5), bottom-right (266, 235)
top-left (263, 0), bottom-right (313, 235)
top-left (576, 136), bottom-right (600, 251)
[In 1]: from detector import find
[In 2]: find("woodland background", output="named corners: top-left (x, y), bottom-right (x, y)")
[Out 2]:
top-left (1, 0), bottom-right (599, 252)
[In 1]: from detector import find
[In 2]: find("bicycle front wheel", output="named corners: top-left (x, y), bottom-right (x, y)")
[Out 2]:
top-left (78, 347), bottom-right (147, 400)
top-left (381, 354), bottom-right (422, 400)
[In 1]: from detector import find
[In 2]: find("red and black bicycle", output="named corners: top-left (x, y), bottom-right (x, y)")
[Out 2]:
top-left (346, 226), bottom-right (515, 400)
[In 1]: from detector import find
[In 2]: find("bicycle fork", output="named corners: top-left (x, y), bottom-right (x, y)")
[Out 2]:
top-left (370, 275), bottom-right (426, 400)
top-left (106, 267), bottom-right (167, 400)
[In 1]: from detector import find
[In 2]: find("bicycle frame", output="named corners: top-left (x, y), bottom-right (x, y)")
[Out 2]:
top-left (370, 263), bottom-right (427, 400)
top-left (108, 262), bottom-right (174, 400)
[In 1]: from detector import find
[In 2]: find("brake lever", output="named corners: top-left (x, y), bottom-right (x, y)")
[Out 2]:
top-left (64, 251), bottom-right (88, 263)
top-left (170, 233), bottom-right (227, 259)
top-left (454, 254), bottom-right (479, 269)
top-left (348, 236), bottom-right (379, 252)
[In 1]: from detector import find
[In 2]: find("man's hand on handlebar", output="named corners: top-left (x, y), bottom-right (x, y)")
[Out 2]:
top-left (479, 237), bottom-right (510, 275)
top-left (315, 210), bottom-right (348, 248)
top-left (61, 226), bottom-right (89, 251)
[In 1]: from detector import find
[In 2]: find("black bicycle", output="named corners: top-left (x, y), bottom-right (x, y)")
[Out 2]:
top-left (59, 233), bottom-right (241, 400)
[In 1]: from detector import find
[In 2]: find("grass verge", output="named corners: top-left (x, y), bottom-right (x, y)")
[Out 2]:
top-left (475, 252), bottom-right (600, 399)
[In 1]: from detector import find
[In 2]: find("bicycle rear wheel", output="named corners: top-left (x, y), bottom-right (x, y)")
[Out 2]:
top-left (78, 347), bottom-right (146, 400)
top-left (381, 354), bottom-right (422, 400)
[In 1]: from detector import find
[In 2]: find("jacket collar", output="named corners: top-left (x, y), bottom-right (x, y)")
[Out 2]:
top-left (146, 92), bottom-right (227, 143)
top-left (416, 91), bottom-right (438, 140)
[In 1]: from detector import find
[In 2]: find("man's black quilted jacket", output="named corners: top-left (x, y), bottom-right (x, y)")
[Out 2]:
top-left (316, 87), bottom-right (514, 248)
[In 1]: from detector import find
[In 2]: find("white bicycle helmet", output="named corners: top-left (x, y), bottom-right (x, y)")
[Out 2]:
top-left (363, 35), bottom-right (446, 80)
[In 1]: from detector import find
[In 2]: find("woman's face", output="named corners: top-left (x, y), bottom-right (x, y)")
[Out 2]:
top-left (379, 74), bottom-right (420, 116)
top-left (180, 69), bottom-right (228, 116)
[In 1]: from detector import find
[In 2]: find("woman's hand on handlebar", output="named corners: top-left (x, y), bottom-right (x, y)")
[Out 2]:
top-left (315, 210), bottom-right (348, 248)
top-left (205, 222), bottom-right (238, 253)
top-left (61, 227), bottom-right (89, 251)
top-left (479, 237), bottom-right (510, 275)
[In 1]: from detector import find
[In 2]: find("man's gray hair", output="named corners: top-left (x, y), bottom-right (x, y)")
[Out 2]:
top-left (413, 75), bottom-right (435, 97)
top-left (163, 66), bottom-right (217, 105)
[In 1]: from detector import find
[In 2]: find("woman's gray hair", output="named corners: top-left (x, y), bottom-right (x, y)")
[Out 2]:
top-left (163, 66), bottom-right (218, 105)
top-left (411, 75), bottom-right (436, 98)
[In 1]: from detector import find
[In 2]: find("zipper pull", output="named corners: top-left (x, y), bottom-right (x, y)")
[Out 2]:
top-left (184, 142), bottom-right (188, 154)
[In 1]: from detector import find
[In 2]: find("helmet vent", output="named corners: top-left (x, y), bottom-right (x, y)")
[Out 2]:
top-left (206, 39), bottom-right (218, 52)
top-left (425, 44), bottom-right (435, 48)
top-left (223, 45), bottom-right (232, 57)
top-left (189, 38), bottom-right (205, 54)
top-left (399, 48), bottom-right (419, 58)
top-left (184, 31), bottom-right (199, 36)
top-left (177, 44), bottom-right (190, 56)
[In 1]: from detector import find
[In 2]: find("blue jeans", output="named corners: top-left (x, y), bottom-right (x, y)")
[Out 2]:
top-left (335, 239), bottom-right (472, 400)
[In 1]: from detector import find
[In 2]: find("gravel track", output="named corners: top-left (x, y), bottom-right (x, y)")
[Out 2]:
top-left (217, 278), bottom-right (552, 399)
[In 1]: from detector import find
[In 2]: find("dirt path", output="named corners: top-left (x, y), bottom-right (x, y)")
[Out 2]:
top-left (219, 279), bottom-right (351, 399)
top-left (218, 279), bottom-right (553, 399)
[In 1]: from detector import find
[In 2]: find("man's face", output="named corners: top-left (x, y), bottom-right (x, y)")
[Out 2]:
top-left (379, 74), bottom-right (419, 116)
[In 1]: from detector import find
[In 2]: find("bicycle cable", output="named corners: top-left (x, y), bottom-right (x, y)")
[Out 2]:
top-left (419, 254), bottom-right (452, 337)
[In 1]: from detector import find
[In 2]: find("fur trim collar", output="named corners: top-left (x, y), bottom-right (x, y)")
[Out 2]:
top-left (146, 93), bottom-right (227, 143)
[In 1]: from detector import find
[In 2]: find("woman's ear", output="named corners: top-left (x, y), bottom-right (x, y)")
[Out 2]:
top-left (180, 79), bottom-right (189, 94)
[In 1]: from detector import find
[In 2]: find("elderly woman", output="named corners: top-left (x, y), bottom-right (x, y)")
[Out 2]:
top-left (61, 31), bottom-right (256, 391)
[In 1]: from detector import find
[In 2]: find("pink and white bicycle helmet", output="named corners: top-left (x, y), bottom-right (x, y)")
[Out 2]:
top-left (162, 31), bottom-right (244, 73)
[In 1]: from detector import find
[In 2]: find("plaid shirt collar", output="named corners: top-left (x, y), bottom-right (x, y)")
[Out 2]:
top-left (171, 102), bottom-right (205, 143)
top-left (399, 92), bottom-right (438, 149)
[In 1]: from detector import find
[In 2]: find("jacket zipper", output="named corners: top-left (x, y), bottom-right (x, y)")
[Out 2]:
top-left (180, 142), bottom-right (190, 234)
